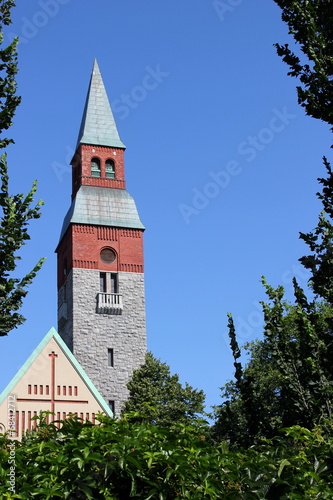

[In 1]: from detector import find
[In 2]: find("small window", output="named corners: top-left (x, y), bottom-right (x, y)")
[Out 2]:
top-left (91, 157), bottom-right (101, 177)
top-left (105, 159), bottom-right (115, 179)
top-left (100, 247), bottom-right (116, 264)
top-left (100, 272), bottom-right (118, 293)
top-left (108, 400), bottom-right (115, 414)
top-left (108, 348), bottom-right (114, 367)
top-left (63, 258), bottom-right (67, 276)
top-left (100, 272), bottom-right (107, 293)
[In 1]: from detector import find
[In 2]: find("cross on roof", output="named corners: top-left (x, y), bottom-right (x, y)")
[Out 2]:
top-left (17, 349), bottom-right (88, 422)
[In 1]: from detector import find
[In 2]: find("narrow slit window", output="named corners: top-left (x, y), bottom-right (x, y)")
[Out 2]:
top-left (100, 272), bottom-right (107, 293)
top-left (110, 273), bottom-right (118, 293)
top-left (108, 348), bottom-right (114, 367)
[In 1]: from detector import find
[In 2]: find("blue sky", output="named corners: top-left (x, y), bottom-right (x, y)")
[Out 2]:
top-left (0, 0), bottom-right (331, 414)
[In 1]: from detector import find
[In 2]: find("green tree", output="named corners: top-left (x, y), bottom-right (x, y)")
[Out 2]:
top-left (214, 0), bottom-right (333, 446)
top-left (273, 0), bottom-right (333, 304)
top-left (214, 182), bottom-right (333, 446)
top-left (0, 0), bottom-right (44, 336)
top-left (122, 352), bottom-right (206, 426)
top-left (273, 0), bottom-right (333, 131)
top-left (213, 316), bottom-right (284, 447)
top-left (1, 413), bottom-right (333, 499)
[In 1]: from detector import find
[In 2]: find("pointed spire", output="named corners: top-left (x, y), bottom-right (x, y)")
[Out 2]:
top-left (76, 59), bottom-right (125, 149)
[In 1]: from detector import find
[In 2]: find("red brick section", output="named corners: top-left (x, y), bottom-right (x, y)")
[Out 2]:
top-left (57, 226), bottom-right (144, 289)
top-left (72, 144), bottom-right (126, 199)
top-left (57, 142), bottom-right (144, 289)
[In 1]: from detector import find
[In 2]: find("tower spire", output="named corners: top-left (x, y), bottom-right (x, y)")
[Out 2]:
top-left (57, 61), bottom-right (146, 418)
top-left (76, 59), bottom-right (125, 150)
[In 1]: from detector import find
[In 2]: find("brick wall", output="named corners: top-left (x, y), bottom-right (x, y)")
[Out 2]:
top-left (72, 144), bottom-right (126, 198)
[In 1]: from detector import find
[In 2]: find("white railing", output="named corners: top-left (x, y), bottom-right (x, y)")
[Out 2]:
top-left (97, 293), bottom-right (123, 315)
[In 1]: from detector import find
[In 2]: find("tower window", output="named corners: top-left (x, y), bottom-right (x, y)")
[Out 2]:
top-left (100, 247), bottom-right (116, 264)
top-left (105, 159), bottom-right (115, 179)
top-left (63, 258), bottom-right (67, 276)
top-left (108, 348), bottom-right (114, 367)
top-left (108, 400), bottom-right (115, 414)
top-left (91, 157), bottom-right (101, 177)
top-left (100, 272), bottom-right (118, 293)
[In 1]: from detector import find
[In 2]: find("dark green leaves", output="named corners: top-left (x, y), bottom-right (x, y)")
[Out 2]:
top-left (273, 0), bottom-right (333, 132)
top-left (1, 414), bottom-right (333, 499)
top-left (122, 352), bottom-right (206, 427)
top-left (0, 1), bottom-right (44, 335)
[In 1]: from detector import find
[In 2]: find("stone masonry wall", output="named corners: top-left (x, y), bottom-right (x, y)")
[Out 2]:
top-left (58, 268), bottom-right (147, 417)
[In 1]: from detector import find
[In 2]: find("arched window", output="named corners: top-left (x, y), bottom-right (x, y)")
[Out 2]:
top-left (105, 159), bottom-right (115, 179)
top-left (91, 157), bottom-right (101, 177)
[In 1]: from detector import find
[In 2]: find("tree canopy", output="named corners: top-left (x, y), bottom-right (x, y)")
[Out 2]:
top-left (0, 0), bottom-right (44, 336)
top-left (213, 0), bottom-right (333, 447)
top-left (1, 413), bottom-right (333, 499)
top-left (273, 0), bottom-right (333, 131)
top-left (122, 352), bottom-right (206, 427)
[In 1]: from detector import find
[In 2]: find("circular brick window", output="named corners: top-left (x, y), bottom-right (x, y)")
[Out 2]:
top-left (100, 247), bottom-right (116, 264)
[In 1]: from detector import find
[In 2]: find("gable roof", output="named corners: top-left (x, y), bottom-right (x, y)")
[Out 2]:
top-left (0, 327), bottom-right (112, 417)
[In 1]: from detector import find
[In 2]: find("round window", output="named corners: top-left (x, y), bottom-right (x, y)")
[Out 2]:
top-left (100, 248), bottom-right (116, 264)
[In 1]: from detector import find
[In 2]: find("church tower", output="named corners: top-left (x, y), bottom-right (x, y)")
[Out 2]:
top-left (56, 60), bottom-right (146, 417)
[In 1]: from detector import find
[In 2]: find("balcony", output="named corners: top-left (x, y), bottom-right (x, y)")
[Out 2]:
top-left (97, 293), bottom-right (123, 315)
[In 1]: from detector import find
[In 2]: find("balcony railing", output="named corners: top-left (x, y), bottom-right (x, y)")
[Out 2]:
top-left (97, 293), bottom-right (123, 315)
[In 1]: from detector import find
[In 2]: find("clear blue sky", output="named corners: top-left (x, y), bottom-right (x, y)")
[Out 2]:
top-left (0, 0), bottom-right (331, 414)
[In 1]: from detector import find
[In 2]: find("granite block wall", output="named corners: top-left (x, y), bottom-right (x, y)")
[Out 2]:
top-left (58, 268), bottom-right (146, 417)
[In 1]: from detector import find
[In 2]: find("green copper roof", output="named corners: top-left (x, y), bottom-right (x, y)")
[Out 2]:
top-left (77, 59), bottom-right (126, 149)
top-left (59, 186), bottom-right (145, 241)
top-left (0, 327), bottom-right (113, 417)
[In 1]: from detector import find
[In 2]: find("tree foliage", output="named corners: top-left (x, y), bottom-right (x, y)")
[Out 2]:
top-left (214, 0), bottom-right (333, 447)
top-left (273, 0), bottom-right (333, 131)
top-left (1, 414), bottom-right (333, 499)
top-left (122, 352), bottom-right (206, 427)
top-left (0, 0), bottom-right (44, 336)
top-left (214, 287), bottom-right (333, 447)
top-left (214, 140), bottom-right (333, 448)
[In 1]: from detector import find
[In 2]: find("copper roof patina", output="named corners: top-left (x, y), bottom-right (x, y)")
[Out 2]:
top-left (76, 59), bottom-right (126, 150)
top-left (59, 186), bottom-right (145, 241)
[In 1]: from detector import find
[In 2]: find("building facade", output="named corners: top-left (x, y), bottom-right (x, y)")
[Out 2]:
top-left (0, 328), bottom-right (113, 440)
top-left (56, 60), bottom-right (147, 417)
